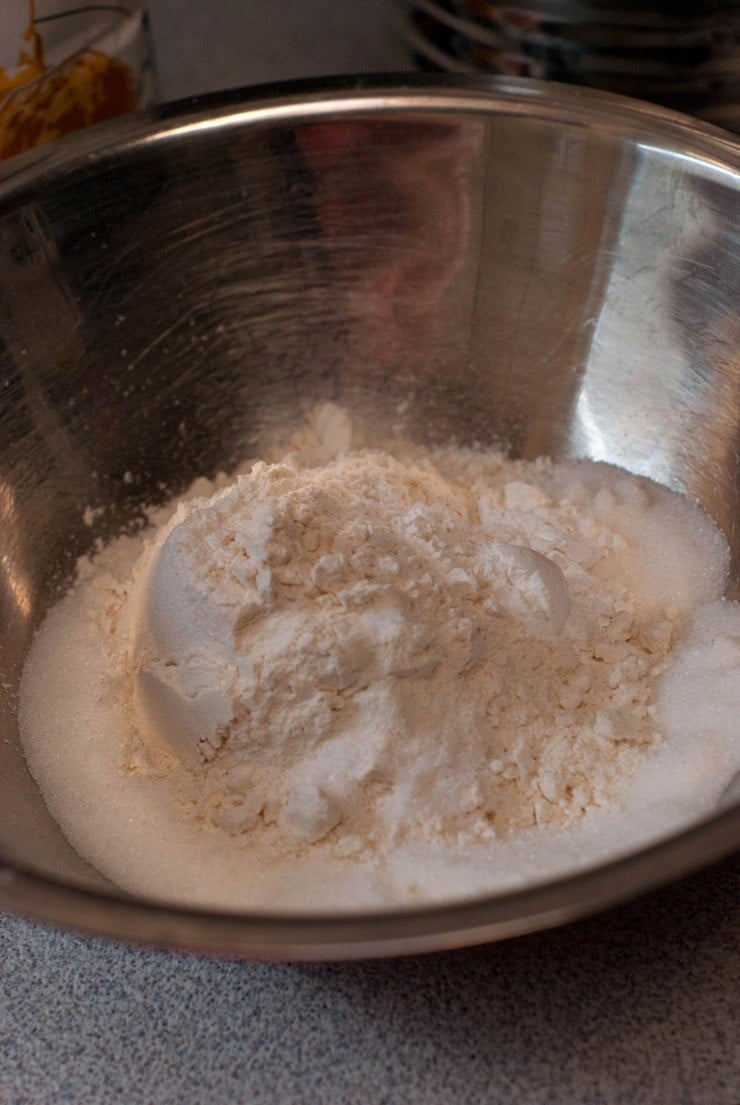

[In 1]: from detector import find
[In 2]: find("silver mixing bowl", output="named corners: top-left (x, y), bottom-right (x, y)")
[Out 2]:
top-left (0, 77), bottom-right (737, 959)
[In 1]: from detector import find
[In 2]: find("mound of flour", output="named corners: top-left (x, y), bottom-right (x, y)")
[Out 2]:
top-left (18, 405), bottom-right (740, 910)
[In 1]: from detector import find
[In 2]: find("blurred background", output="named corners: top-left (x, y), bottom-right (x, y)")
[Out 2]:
top-left (1, 0), bottom-right (739, 156)
top-left (0, 0), bottom-right (408, 158)
top-left (147, 0), bottom-right (409, 98)
top-left (152, 0), bottom-right (740, 133)
top-left (141, 0), bottom-right (740, 132)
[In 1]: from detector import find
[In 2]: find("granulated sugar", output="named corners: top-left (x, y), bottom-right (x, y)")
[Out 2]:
top-left (18, 406), bottom-right (740, 910)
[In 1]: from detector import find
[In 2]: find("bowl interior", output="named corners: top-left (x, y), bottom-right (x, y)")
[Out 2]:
top-left (0, 82), bottom-right (737, 944)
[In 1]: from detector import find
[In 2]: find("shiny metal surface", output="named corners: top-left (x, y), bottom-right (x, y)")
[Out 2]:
top-left (404, 1), bottom-right (740, 130)
top-left (0, 77), bottom-right (738, 959)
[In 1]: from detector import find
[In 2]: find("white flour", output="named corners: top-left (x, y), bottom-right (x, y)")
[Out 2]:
top-left (18, 405), bottom-right (740, 911)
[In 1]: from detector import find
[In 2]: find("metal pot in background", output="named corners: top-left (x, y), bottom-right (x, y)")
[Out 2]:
top-left (402, 1), bottom-right (740, 131)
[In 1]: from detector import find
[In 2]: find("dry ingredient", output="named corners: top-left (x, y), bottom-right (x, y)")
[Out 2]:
top-left (18, 405), bottom-right (740, 910)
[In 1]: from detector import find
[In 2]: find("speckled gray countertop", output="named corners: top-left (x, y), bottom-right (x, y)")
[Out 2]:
top-left (1, 5), bottom-right (739, 1104)
top-left (2, 858), bottom-right (739, 1104)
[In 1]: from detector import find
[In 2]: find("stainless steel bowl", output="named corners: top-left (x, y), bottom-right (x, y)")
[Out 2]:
top-left (0, 77), bottom-right (738, 959)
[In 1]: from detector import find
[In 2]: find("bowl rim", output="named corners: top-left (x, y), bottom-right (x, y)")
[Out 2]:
top-left (2, 804), bottom-right (738, 960)
top-left (1, 74), bottom-right (738, 959)
top-left (0, 71), bottom-right (737, 199)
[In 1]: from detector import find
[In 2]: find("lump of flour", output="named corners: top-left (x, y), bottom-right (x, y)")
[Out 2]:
top-left (18, 404), bottom-right (739, 910)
